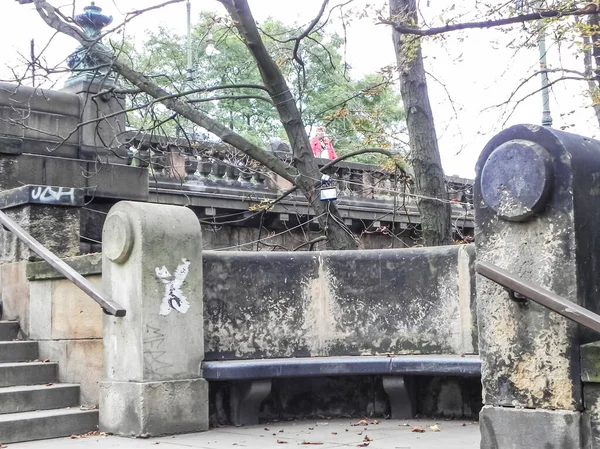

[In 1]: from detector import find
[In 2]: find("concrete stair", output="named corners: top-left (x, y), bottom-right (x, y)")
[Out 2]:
top-left (0, 321), bottom-right (98, 443)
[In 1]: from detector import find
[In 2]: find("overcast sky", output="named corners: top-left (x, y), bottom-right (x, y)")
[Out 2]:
top-left (2, 0), bottom-right (597, 178)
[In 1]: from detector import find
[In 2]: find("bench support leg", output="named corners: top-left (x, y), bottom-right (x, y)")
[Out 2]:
top-left (383, 376), bottom-right (414, 419)
top-left (229, 379), bottom-right (272, 426)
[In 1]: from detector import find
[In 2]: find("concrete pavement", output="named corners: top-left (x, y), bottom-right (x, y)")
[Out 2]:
top-left (10, 418), bottom-right (480, 448)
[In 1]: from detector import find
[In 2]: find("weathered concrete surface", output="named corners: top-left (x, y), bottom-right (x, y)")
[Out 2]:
top-left (61, 80), bottom-right (127, 162)
top-left (0, 153), bottom-right (148, 201)
top-left (0, 204), bottom-right (80, 262)
top-left (203, 244), bottom-right (476, 360)
top-left (100, 201), bottom-right (208, 436)
top-left (100, 379), bottom-right (208, 437)
top-left (474, 125), bottom-right (600, 411)
top-left (0, 81), bottom-right (80, 159)
top-left (38, 339), bottom-right (102, 407)
top-left (480, 406), bottom-right (582, 449)
top-left (27, 253), bottom-right (102, 280)
top-left (0, 261), bottom-right (30, 334)
top-left (11, 418), bottom-right (482, 449)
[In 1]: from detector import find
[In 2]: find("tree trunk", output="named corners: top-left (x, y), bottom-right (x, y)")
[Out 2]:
top-left (584, 15), bottom-right (600, 128)
top-left (220, 0), bottom-right (357, 250)
top-left (389, 0), bottom-right (453, 246)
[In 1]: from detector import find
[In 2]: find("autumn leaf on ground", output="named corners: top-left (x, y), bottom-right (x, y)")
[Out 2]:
top-left (331, 432), bottom-right (338, 435)
top-left (357, 443), bottom-right (370, 447)
top-left (430, 424), bottom-right (441, 432)
top-left (276, 440), bottom-right (288, 444)
top-left (412, 426), bottom-right (425, 433)
top-left (351, 419), bottom-right (369, 426)
top-left (363, 435), bottom-right (373, 442)
top-left (370, 420), bottom-right (380, 425)
top-left (301, 442), bottom-right (323, 445)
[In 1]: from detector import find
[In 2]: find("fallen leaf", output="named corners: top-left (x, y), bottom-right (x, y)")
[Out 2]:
top-left (44, 383), bottom-right (54, 387)
top-left (279, 430), bottom-right (284, 433)
top-left (462, 423), bottom-right (467, 427)
top-left (308, 427), bottom-right (314, 430)
top-left (351, 420), bottom-right (369, 427)
top-left (277, 440), bottom-right (288, 444)
top-left (412, 427), bottom-right (425, 433)
top-left (331, 432), bottom-right (338, 435)
top-left (43, 359), bottom-right (50, 363)
top-left (301, 442), bottom-right (323, 445)
top-left (430, 425), bottom-right (440, 432)
top-left (264, 428), bottom-right (270, 431)
top-left (363, 435), bottom-right (373, 442)
top-left (356, 443), bottom-right (370, 447)
top-left (370, 420), bottom-right (380, 425)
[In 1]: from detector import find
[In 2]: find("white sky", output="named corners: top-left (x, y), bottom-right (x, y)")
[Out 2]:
top-left (2, 0), bottom-right (598, 178)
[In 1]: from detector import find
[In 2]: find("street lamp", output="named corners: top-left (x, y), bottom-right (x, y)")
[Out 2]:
top-left (515, 0), bottom-right (553, 126)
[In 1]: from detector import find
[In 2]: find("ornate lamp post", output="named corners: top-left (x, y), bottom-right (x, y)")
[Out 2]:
top-left (65, 1), bottom-right (115, 88)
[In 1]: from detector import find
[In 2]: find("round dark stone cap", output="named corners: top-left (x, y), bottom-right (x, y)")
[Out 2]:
top-left (480, 139), bottom-right (554, 221)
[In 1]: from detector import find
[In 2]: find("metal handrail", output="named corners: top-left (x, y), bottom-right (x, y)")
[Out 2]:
top-left (477, 260), bottom-right (600, 334)
top-left (0, 209), bottom-right (126, 317)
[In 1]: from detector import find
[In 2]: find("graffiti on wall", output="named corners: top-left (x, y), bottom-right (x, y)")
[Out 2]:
top-left (156, 258), bottom-right (191, 316)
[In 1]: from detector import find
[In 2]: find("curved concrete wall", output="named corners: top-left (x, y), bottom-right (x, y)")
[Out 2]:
top-left (203, 244), bottom-right (477, 360)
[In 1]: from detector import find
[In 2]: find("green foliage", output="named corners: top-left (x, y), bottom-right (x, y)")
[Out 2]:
top-left (123, 12), bottom-right (406, 157)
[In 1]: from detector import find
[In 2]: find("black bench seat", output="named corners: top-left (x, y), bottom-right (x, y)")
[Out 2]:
top-left (202, 355), bottom-right (480, 426)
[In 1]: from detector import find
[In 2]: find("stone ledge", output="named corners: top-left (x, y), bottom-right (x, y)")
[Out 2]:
top-left (27, 253), bottom-right (102, 281)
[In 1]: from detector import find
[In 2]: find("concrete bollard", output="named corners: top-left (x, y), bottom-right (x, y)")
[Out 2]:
top-left (99, 201), bottom-right (207, 437)
top-left (475, 124), bottom-right (600, 448)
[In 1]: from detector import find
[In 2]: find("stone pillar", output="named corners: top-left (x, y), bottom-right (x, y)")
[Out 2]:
top-left (475, 124), bottom-right (600, 448)
top-left (59, 2), bottom-right (127, 163)
top-left (61, 80), bottom-right (126, 162)
top-left (0, 185), bottom-right (83, 262)
top-left (100, 201), bottom-right (208, 436)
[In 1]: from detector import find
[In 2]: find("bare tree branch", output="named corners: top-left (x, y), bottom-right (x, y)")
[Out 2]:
top-left (380, 7), bottom-right (600, 37)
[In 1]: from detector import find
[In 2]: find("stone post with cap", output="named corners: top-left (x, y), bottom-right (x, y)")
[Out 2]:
top-left (100, 201), bottom-right (208, 436)
top-left (475, 124), bottom-right (600, 448)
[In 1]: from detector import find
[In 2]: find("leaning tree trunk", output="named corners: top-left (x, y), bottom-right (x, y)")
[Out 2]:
top-left (390, 0), bottom-right (453, 247)
top-left (220, 0), bottom-right (357, 250)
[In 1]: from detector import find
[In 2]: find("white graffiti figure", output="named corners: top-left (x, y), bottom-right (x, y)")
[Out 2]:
top-left (155, 259), bottom-right (191, 316)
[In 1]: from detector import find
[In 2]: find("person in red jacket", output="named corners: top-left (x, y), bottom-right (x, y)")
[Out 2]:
top-left (310, 126), bottom-right (338, 160)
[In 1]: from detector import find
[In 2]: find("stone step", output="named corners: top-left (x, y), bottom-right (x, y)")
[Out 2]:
top-left (0, 361), bottom-right (57, 387)
top-left (0, 383), bottom-right (80, 414)
top-left (0, 408), bottom-right (98, 444)
top-left (0, 321), bottom-right (19, 341)
top-left (0, 341), bottom-right (39, 363)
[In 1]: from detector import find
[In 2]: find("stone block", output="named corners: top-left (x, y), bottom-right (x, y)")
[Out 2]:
top-left (0, 154), bottom-right (148, 201)
top-left (38, 339), bottom-right (103, 407)
top-left (480, 405), bottom-right (582, 449)
top-left (50, 276), bottom-right (102, 339)
top-left (99, 379), bottom-right (208, 437)
top-left (0, 262), bottom-right (30, 334)
top-left (203, 244), bottom-right (476, 360)
top-left (0, 204), bottom-right (80, 262)
top-left (27, 253), bottom-right (102, 281)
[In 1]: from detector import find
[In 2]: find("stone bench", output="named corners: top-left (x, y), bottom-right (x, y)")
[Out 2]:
top-left (202, 355), bottom-right (481, 426)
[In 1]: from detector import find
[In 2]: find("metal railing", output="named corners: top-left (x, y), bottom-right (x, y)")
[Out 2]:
top-left (0, 209), bottom-right (126, 317)
top-left (477, 261), bottom-right (600, 334)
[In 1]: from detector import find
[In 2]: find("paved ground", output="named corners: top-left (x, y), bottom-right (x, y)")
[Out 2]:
top-left (12, 419), bottom-right (480, 448)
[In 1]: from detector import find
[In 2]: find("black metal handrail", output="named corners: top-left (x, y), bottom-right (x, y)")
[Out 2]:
top-left (477, 261), bottom-right (600, 334)
top-left (0, 209), bottom-right (125, 317)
